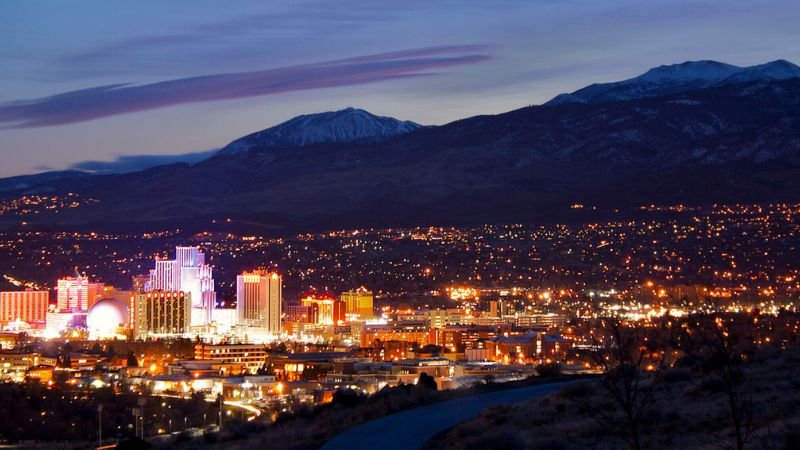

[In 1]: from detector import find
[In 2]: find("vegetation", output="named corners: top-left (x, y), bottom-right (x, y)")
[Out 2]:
top-left (430, 314), bottom-right (800, 450)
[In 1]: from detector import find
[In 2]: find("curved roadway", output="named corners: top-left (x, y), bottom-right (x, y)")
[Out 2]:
top-left (323, 381), bottom-right (570, 450)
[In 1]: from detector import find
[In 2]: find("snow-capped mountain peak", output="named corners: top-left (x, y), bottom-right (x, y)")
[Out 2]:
top-left (545, 59), bottom-right (800, 106)
top-left (720, 59), bottom-right (800, 84)
top-left (637, 60), bottom-right (740, 82)
top-left (219, 108), bottom-right (422, 155)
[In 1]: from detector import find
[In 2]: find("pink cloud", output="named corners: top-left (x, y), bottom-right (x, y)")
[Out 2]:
top-left (0, 46), bottom-right (491, 128)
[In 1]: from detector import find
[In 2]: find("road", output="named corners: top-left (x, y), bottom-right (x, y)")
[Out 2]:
top-left (322, 381), bottom-right (571, 450)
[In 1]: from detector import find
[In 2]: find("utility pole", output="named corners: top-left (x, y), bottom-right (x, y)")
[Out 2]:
top-left (97, 404), bottom-right (103, 446)
top-left (132, 408), bottom-right (140, 439)
top-left (217, 394), bottom-right (224, 427)
top-left (137, 397), bottom-right (147, 439)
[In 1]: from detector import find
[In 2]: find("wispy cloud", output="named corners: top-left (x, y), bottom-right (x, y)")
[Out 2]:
top-left (69, 149), bottom-right (219, 174)
top-left (54, 8), bottom-right (393, 79)
top-left (0, 45), bottom-right (490, 128)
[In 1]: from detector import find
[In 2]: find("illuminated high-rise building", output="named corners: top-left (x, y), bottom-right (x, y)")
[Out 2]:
top-left (0, 290), bottom-right (49, 326)
top-left (285, 303), bottom-right (312, 323)
top-left (301, 296), bottom-right (345, 325)
top-left (236, 271), bottom-right (281, 333)
top-left (131, 274), bottom-right (150, 294)
top-left (146, 246), bottom-right (216, 325)
top-left (341, 287), bottom-right (374, 319)
top-left (131, 291), bottom-right (191, 339)
top-left (56, 274), bottom-right (104, 311)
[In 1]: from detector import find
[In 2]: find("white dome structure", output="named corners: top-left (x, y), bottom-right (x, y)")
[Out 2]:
top-left (87, 298), bottom-right (128, 339)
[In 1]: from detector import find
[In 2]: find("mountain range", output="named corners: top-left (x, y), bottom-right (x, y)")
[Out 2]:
top-left (546, 59), bottom-right (800, 105)
top-left (2, 59), bottom-right (800, 232)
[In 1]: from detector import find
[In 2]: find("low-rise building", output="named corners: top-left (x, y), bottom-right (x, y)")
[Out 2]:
top-left (0, 351), bottom-right (43, 381)
top-left (194, 343), bottom-right (268, 374)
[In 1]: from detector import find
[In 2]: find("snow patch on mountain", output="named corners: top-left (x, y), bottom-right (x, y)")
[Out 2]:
top-left (545, 59), bottom-right (800, 106)
top-left (638, 60), bottom-right (740, 82)
top-left (667, 99), bottom-right (704, 106)
top-left (219, 108), bottom-right (422, 155)
top-left (721, 60), bottom-right (800, 84)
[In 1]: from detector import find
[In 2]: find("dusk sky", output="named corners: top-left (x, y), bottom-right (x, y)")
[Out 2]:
top-left (1, 0), bottom-right (798, 178)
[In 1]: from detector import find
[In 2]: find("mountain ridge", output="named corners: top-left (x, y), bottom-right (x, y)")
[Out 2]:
top-left (546, 59), bottom-right (800, 105)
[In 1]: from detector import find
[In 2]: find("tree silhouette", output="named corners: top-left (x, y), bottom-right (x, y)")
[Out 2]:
top-left (126, 351), bottom-right (139, 367)
top-left (577, 319), bottom-right (666, 450)
top-left (58, 351), bottom-right (72, 369)
top-left (417, 372), bottom-right (438, 390)
top-left (677, 314), bottom-right (755, 450)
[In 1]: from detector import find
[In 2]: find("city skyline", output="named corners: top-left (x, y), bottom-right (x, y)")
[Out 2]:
top-left (1, 0), bottom-right (799, 177)
top-left (2, 3), bottom-right (800, 447)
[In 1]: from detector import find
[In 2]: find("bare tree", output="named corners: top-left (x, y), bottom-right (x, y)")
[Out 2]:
top-left (677, 313), bottom-right (755, 450)
top-left (573, 319), bottom-right (666, 450)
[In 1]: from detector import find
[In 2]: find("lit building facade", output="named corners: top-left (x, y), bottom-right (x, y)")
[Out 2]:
top-left (195, 343), bottom-right (268, 374)
top-left (45, 311), bottom-right (87, 336)
top-left (236, 271), bottom-right (281, 333)
top-left (301, 296), bottom-right (345, 325)
top-left (0, 290), bottom-right (49, 326)
top-left (56, 275), bottom-right (104, 311)
top-left (212, 308), bottom-right (238, 330)
top-left (0, 352), bottom-right (44, 382)
top-left (362, 322), bottom-right (432, 348)
top-left (131, 274), bottom-right (150, 294)
top-left (146, 246), bottom-right (216, 325)
top-left (285, 303), bottom-right (312, 323)
top-left (341, 288), bottom-right (374, 319)
top-left (131, 291), bottom-right (191, 339)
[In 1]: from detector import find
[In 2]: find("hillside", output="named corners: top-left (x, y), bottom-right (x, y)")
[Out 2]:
top-left (428, 350), bottom-right (800, 450)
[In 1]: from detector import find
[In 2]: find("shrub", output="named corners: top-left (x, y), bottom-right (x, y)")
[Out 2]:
top-left (662, 367), bottom-right (692, 383)
top-left (332, 388), bottom-right (366, 408)
top-left (699, 377), bottom-right (726, 393)
top-left (203, 430), bottom-right (219, 443)
top-left (785, 430), bottom-right (800, 449)
top-left (557, 381), bottom-right (594, 399)
top-left (462, 427), bottom-right (526, 450)
top-left (640, 408), bottom-right (664, 425)
top-left (530, 437), bottom-right (571, 450)
top-left (536, 363), bottom-right (561, 377)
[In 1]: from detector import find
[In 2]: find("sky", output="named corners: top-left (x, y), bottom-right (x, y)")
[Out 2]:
top-left (1, 0), bottom-right (799, 178)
